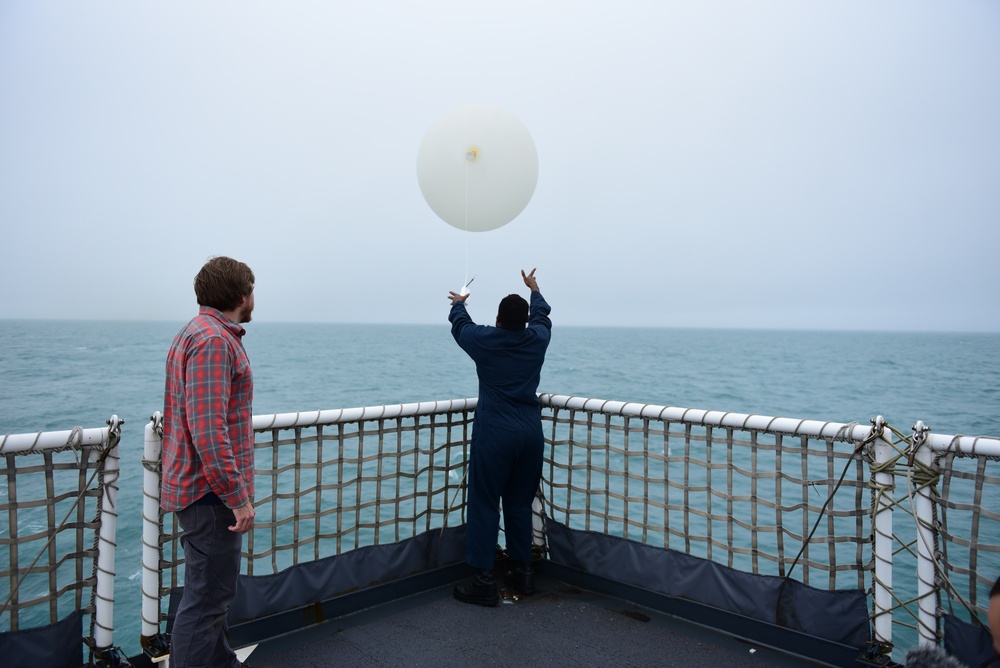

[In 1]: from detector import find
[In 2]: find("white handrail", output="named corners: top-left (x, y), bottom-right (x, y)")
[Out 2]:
top-left (872, 422), bottom-right (895, 647)
top-left (0, 426), bottom-right (109, 454)
top-left (540, 393), bottom-right (874, 442)
top-left (141, 416), bottom-right (164, 642)
top-left (250, 398), bottom-right (477, 431)
top-left (912, 434), bottom-right (938, 646)
top-left (93, 420), bottom-right (121, 650)
top-left (923, 432), bottom-right (1000, 457)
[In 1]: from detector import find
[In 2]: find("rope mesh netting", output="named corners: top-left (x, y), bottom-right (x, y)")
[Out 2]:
top-left (0, 424), bottom-right (119, 654)
top-left (926, 450), bottom-right (1000, 634)
top-left (3, 399), bottom-right (998, 657)
top-left (539, 402), bottom-right (873, 591)
top-left (158, 408), bottom-right (475, 592)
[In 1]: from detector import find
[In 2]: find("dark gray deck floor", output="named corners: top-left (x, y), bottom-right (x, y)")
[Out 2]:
top-left (244, 575), bottom-right (828, 668)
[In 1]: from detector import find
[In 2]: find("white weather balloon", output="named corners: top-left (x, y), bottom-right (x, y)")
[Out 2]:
top-left (416, 105), bottom-right (538, 232)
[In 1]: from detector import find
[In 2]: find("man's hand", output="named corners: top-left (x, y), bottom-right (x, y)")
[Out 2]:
top-left (448, 291), bottom-right (470, 305)
top-left (229, 501), bottom-right (255, 534)
top-left (521, 268), bottom-right (539, 292)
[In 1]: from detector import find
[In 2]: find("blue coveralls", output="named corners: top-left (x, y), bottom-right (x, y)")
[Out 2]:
top-left (449, 291), bottom-right (552, 570)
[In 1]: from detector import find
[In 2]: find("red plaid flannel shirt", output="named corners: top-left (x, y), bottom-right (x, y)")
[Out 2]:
top-left (160, 307), bottom-right (254, 512)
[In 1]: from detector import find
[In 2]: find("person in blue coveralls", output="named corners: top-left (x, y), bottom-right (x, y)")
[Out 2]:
top-left (448, 268), bottom-right (552, 606)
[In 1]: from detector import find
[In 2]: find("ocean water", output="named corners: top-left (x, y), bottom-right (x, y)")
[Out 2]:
top-left (2, 319), bottom-right (999, 656)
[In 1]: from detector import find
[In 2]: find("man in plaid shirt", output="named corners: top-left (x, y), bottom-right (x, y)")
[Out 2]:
top-left (161, 256), bottom-right (256, 668)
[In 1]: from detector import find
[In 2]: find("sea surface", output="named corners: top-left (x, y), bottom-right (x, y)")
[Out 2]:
top-left (2, 319), bottom-right (999, 656)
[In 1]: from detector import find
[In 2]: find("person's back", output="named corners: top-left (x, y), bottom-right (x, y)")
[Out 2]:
top-left (447, 269), bottom-right (551, 607)
top-left (451, 293), bottom-right (551, 428)
top-left (162, 311), bottom-right (254, 512)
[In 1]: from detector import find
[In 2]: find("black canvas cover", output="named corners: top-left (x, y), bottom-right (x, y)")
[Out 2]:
top-left (546, 520), bottom-right (870, 648)
top-left (943, 613), bottom-right (996, 668)
top-left (168, 525), bottom-right (465, 627)
top-left (0, 609), bottom-right (84, 668)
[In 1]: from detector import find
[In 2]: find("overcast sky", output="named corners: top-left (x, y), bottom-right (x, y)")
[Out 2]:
top-left (1, 1), bottom-right (997, 331)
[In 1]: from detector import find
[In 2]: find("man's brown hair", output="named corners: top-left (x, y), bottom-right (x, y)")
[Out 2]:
top-left (193, 256), bottom-right (255, 311)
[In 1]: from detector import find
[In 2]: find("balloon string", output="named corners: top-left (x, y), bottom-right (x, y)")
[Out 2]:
top-left (464, 157), bottom-right (470, 287)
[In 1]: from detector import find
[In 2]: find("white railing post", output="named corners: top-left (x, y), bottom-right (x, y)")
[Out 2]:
top-left (912, 421), bottom-right (938, 645)
top-left (93, 416), bottom-right (122, 651)
top-left (141, 414), bottom-right (164, 643)
top-left (872, 416), bottom-right (894, 648)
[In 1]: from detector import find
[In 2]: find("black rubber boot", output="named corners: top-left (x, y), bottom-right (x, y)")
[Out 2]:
top-left (505, 559), bottom-right (535, 596)
top-left (454, 568), bottom-right (500, 606)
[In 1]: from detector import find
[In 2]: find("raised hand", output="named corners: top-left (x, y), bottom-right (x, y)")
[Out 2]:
top-left (448, 291), bottom-right (470, 305)
top-left (521, 268), bottom-right (539, 292)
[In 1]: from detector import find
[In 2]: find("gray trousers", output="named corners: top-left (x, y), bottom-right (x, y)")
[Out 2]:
top-left (170, 503), bottom-right (243, 668)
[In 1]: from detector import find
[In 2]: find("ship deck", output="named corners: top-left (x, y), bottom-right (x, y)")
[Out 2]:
top-left (240, 569), bottom-right (839, 668)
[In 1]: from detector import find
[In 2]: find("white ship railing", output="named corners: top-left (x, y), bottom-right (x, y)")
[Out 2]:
top-left (538, 395), bottom-right (890, 644)
top-left (137, 395), bottom-right (1000, 661)
top-left (0, 418), bottom-right (123, 664)
top-left (908, 424), bottom-right (1000, 645)
top-left (3, 397), bottom-right (998, 665)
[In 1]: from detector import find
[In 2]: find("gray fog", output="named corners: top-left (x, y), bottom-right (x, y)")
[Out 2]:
top-left (1, 1), bottom-right (997, 331)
